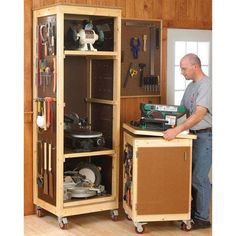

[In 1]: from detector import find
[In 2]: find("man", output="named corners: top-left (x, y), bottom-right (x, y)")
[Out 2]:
top-left (163, 53), bottom-right (212, 229)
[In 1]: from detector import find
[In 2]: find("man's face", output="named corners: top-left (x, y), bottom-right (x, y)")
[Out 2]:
top-left (180, 59), bottom-right (196, 80)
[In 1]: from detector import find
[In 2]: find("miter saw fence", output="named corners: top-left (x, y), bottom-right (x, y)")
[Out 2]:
top-left (130, 103), bottom-right (187, 131)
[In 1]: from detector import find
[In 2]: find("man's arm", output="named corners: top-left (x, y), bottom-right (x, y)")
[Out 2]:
top-left (163, 106), bottom-right (208, 141)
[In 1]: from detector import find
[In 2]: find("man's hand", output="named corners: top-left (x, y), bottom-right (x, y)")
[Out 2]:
top-left (163, 106), bottom-right (208, 141)
top-left (163, 127), bottom-right (180, 141)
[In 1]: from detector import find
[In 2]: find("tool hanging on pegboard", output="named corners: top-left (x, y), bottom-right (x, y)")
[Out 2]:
top-left (130, 37), bottom-right (141, 59)
top-left (123, 63), bottom-right (138, 88)
top-left (143, 27), bottom-right (160, 92)
top-left (123, 143), bottom-right (133, 207)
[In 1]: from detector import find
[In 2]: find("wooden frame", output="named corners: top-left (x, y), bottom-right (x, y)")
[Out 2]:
top-left (122, 125), bottom-right (195, 232)
top-left (33, 4), bottom-right (121, 226)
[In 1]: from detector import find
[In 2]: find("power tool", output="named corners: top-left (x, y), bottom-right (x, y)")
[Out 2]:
top-left (130, 103), bottom-right (187, 131)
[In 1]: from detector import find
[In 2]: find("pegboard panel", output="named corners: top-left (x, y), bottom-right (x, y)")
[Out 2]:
top-left (121, 19), bottom-right (161, 97)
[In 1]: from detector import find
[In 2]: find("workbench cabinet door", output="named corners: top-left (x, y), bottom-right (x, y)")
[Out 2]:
top-left (136, 146), bottom-right (191, 215)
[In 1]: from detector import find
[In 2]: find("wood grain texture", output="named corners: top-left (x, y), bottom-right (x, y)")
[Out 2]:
top-left (24, 0), bottom-right (34, 216)
top-left (24, 121), bottom-right (33, 215)
top-left (153, 0), bottom-right (163, 19)
top-left (24, 0), bottom-right (32, 113)
top-left (125, 0), bottom-right (135, 18)
top-left (134, 0), bottom-right (154, 19)
top-left (25, 0), bottom-right (212, 215)
top-left (24, 209), bottom-right (212, 235)
top-left (160, 26), bottom-right (167, 104)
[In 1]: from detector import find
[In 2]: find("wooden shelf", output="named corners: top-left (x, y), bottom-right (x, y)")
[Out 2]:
top-left (64, 148), bottom-right (115, 158)
top-left (123, 123), bottom-right (197, 140)
top-left (64, 195), bottom-right (114, 207)
top-left (64, 50), bottom-right (118, 58)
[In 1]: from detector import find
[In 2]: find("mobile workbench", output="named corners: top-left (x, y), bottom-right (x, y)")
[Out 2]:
top-left (122, 123), bottom-right (196, 233)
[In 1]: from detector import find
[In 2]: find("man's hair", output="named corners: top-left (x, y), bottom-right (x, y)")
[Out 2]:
top-left (182, 53), bottom-right (201, 67)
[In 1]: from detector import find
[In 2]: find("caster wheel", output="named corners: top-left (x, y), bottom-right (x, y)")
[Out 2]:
top-left (59, 222), bottom-right (68, 230)
top-left (35, 207), bottom-right (44, 217)
top-left (135, 225), bottom-right (145, 234)
top-left (181, 222), bottom-right (192, 231)
top-left (58, 217), bottom-right (68, 230)
top-left (111, 209), bottom-right (118, 221)
top-left (111, 214), bottom-right (118, 221)
top-left (126, 214), bottom-right (132, 221)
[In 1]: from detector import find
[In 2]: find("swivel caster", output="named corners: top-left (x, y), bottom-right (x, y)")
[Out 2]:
top-left (134, 222), bottom-right (146, 234)
top-left (35, 206), bottom-right (44, 217)
top-left (181, 220), bottom-right (192, 231)
top-left (58, 217), bottom-right (68, 230)
top-left (126, 214), bottom-right (132, 221)
top-left (111, 209), bottom-right (119, 221)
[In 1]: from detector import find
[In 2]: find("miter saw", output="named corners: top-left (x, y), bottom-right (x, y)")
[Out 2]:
top-left (63, 162), bottom-right (105, 200)
top-left (130, 103), bottom-right (187, 131)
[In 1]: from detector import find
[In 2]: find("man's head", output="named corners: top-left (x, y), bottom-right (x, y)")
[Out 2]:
top-left (180, 53), bottom-right (203, 81)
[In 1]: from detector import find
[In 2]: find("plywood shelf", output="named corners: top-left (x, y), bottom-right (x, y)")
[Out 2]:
top-left (64, 50), bottom-right (118, 58)
top-left (64, 148), bottom-right (115, 158)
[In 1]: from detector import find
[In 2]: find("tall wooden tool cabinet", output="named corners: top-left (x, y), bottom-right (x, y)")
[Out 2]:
top-left (32, 4), bottom-right (121, 229)
top-left (122, 124), bottom-right (196, 233)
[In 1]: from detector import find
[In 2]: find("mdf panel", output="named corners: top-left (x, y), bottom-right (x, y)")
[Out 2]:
top-left (136, 147), bottom-right (191, 215)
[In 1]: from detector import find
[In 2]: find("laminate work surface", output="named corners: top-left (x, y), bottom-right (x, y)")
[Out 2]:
top-left (24, 208), bottom-right (212, 236)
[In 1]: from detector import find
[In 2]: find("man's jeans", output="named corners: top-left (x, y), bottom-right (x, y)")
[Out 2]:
top-left (191, 131), bottom-right (212, 221)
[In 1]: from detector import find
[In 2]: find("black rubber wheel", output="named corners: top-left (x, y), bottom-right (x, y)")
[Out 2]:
top-left (36, 208), bottom-right (44, 217)
top-left (135, 225), bottom-right (145, 234)
top-left (181, 222), bottom-right (191, 231)
top-left (59, 222), bottom-right (68, 230)
top-left (111, 214), bottom-right (118, 221)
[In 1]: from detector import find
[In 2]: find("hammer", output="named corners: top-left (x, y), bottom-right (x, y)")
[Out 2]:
top-left (138, 63), bottom-right (146, 87)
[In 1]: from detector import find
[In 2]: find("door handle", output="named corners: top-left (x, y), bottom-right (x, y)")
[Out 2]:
top-left (184, 152), bottom-right (187, 161)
